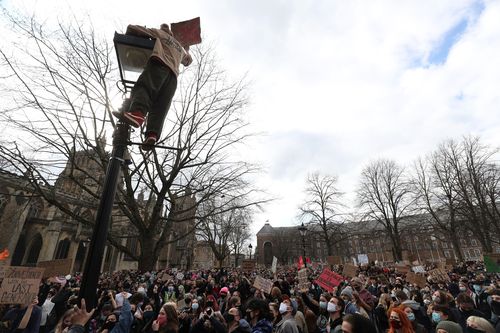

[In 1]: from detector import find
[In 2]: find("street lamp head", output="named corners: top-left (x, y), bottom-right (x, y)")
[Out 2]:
top-left (248, 244), bottom-right (253, 250)
top-left (298, 222), bottom-right (307, 237)
top-left (114, 32), bottom-right (155, 91)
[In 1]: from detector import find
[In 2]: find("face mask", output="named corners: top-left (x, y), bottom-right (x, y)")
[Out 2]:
top-left (467, 328), bottom-right (484, 333)
top-left (407, 313), bottom-right (415, 321)
top-left (192, 303), bottom-right (199, 310)
top-left (424, 299), bottom-right (431, 305)
top-left (459, 286), bottom-right (467, 292)
top-left (224, 313), bottom-right (235, 323)
top-left (102, 322), bottom-right (116, 331)
top-left (431, 312), bottom-right (441, 323)
top-left (319, 301), bottom-right (327, 309)
top-left (143, 311), bottom-right (155, 322)
top-left (327, 303), bottom-right (337, 313)
top-left (279, 303), bottom-right (288, 314)
top-left (390, 320), bottom-right (402, 329)
top-left (473, 285), bottom-right (481, 293)
top-left (206, 301), bottom-right (214, 307)
top-left (168, 286), bottom-right (174, 292)
top-left (432, 296), bottom-right (440, 303)
top-left (157, 315), bottom-right (167, 327)
top-left (138, 287), bottom-right (145, 293)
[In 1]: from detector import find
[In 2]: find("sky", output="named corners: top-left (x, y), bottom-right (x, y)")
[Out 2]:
top-left (2, 0), bottom-right (500, 237)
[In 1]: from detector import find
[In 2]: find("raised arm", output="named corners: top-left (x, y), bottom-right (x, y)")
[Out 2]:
top-left (126, 25), bottom-right (156, 39)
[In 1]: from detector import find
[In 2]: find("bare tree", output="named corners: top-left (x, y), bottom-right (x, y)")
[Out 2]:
top-left (443, 137), bottom-right (500, 253)
top-left (299, 172), bottom-right (345, 256)
top-left (356, 159), bottom-right (414, 262)
top-left (227, 215), bottom-right (251, 267)
top-left (0, 11), bottom-right (268, 271)
top-left (197, 198), bottom-right (254, 268)
top-left (412, 146), bottom-right (464, 261)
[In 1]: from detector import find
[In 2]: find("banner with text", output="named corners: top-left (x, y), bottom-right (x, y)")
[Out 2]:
top-left (0, 266), bottom-right (45, 305)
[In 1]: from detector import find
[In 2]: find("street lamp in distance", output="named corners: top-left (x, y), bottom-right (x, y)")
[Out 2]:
top-left (248, 244), bottom-right (253, 260)
top-left (298, 222), bottom-right (308, 267)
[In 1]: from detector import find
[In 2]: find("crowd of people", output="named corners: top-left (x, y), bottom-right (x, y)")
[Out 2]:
top-left (1, 261), bottom-right (499, 333)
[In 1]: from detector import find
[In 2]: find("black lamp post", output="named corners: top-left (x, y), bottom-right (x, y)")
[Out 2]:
top-left (78, 33), bottom-right (153, 310)
top-left (248, 244), bottom-right (253, 260)
top-left (298, 222), bottom-right (308, 268)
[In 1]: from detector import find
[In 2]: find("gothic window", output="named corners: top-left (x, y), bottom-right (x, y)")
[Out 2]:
top-left (0, 193), bottom-right (9, 218)
top-left (26, 234), bottom-right (43, 265)
top-left (124, 238), bottom-right (138, 261)
top-left (55, 238), bottom-right (71, 259)
top-left (27, 200), bottom-right (43, 219)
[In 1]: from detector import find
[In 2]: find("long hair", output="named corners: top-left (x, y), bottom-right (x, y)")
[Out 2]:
top-left (160, 303), bottom-right (179, 333)
top-left (54, 309), bottom-right (75, 333)
top-left (387, 307), bottom-right (414, 333)
top-left (343, 314), bottom-right (377, 333)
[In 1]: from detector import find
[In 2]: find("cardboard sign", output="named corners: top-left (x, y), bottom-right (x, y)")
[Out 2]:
top-left (342, 264), bottom-right (357, 278)
top-left (37, 258), bottom-right (73, 278)
top-left (253, 276), bottom-right (273, 294)
top-left (315, 268), bottom-right (342, 292)
top-left (484, 254), bottom-right (500, 273)
top-left (241, 260), bottom-right (256, 272)
top-left (176, 273), bottom-right (185, 281)
top-left (171, 17), bottom-right (202, 47)
top-left (271, 257), bottom-right (278, 274)
top-left (406, 272), bottom-right (427, 288)
top-left (327, 256), bottom-right (342, 265)
top-left (395, 264), bottom-right (411, 274)
top-left (357, 254), bottom-right (369, 265)
top-left (412, 266), bottom-right (425, 273)
top-left (0, 267), bottom-right (45, 304)
top-left (297, 268), bottom-right (310, 292)
top-left (428, 268), bottom-right (450, 282)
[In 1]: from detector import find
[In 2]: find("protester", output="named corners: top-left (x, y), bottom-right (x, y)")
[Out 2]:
top-left (275, 300), bottom-right (298, 333)
top-left (341, 313), bottom-right (377, 333)
top-left (225, 307), bottom-right (251, 333)
top-left (435, 321), bottom-right (463, 333)
top-left (244, 299), bottom-right (273, 333)
top-left (401, 305), bottom-right (426, 333)
top-left (387, 307), bottom-right (414, 333)
top-left (466, 316), bottom-right (495, 333)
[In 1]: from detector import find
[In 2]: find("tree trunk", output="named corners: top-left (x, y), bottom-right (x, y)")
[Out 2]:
top-left (138, 238), bottom-right (158, 272)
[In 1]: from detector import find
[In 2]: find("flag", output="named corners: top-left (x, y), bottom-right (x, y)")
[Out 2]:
top-left (297, 256), bottom-right (304, 269)
top-left (306, 257), bottom-right (311, 264)
top-left (484, 254), bottom-right (500, 273)
top-left (0, 248), bottom-right (9, 261)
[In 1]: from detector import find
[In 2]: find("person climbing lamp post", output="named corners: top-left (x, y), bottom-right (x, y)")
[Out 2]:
top-left (298, 222), bottom-right (308, 268)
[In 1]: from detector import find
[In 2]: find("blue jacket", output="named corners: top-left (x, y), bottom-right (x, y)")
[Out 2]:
top-left (111, 299), bottom-right (133, 333)
top-left (252, 319), bottom-right (273, 333)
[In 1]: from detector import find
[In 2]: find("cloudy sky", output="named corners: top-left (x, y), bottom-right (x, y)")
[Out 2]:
top-left (3, 0), bottom-right (500, 236)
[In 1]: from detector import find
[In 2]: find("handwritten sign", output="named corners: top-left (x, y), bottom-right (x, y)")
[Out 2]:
top-left (298, 268), bottom-right (310, 292)
top-left (484, 253), bottom-right (500, 273)
top-left (428, 268), bottom-right (450, 282)
top-left (37, 258), bottom-right (73, 278)
top-left (357, 254), bottom-right (369, 265)
top-left (406, 272), bottom-right (427, 288)
top-left (271, 257), bottom-right (278, 274)
top-left (315, 268), bottom-right (342, 292)
top-left (395, 264), bottom-right (411, 274)
top-left (0, 267), bottom-right (45, 304)
top-left (412, 266), bottom-right (425, 273)
top-left (253, 275), bottom-right (273, 294)
top-left (241, 260), bottom-right (256, 272)
top-left (342, 264), bottom-right (357, 278)
top-left (176, 273), bottom-right (185, 281)
top-left (327, 256), bottom-right (342, 265)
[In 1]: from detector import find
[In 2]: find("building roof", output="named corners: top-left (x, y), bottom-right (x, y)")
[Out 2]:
top-left (256, 223), bottom-right (275, 235)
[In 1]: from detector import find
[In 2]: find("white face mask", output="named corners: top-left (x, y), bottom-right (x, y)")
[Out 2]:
top-left (327, 303), bottom-right (337, 313)
top-left (279, 303), bottom-right (288, 314)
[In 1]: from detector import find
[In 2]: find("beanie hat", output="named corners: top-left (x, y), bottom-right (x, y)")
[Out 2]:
top-left (220, 287), bottom-right (229, 294)
top-left (340, 286), bottom-right (353, 299)
top-left (436, 321), bottom-right (462, 333)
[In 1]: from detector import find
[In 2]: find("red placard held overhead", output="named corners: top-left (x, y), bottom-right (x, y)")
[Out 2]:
top-left (171, 17), bottom-right (202, 47)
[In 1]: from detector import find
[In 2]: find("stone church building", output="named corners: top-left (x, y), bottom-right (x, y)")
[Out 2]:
top-left (0, 147), bottom-right (196, 273)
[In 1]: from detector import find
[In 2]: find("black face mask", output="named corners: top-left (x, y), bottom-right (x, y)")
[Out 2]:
top-left (143, 311), bottom-right (155, 322)
top-left (467, 328), bottom-right (484, 333)
top-left (224, 313), bottom-right (235, 323)
top-left (206, 301), bottom-right (214, 307)
top-left (102, 322), bottom-right (116, 331)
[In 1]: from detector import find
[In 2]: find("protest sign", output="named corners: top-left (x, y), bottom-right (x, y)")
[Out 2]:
top-left (484, 253), bottom-right (500, 273)
top-left (395, 264), bottom-right (411, 274)
top-left (428, 268), bottom-right (450, 282)
top-left (253, 275), bottom-right (273, 294)
top-left (0, 266), bottom-right (45, 304)
top-left (171, 268), bottom-right (178, 274)
top-left (171, 17), bottom-right (202, 47)
top-left (0, 265), bottom-right (6, 279)
top-left (37, 258), bottom-right (73, 278)
top-left (357, 254), bottom-right (369, 265)
top-left (406, 272), bottom-right (427, 288)
top-left (298, 268), bottom-right (310, 292)
top-left (412, 266), bottom-right (425, 273)
top-left (271, 257), bottom-right (278, 274)
top-left (327, 256), bottom-right (342, 265)
top-left (342, 264), bottom-right (357, 278)
top-left (241, 260), bottom-right (256, 272)
top-left (176, 272), bottom-right (185, 281)
top-left (315, 268), bottom-right (342, 292)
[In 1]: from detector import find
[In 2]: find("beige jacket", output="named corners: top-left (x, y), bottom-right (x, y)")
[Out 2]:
top-left (126, 25), bottom-right (192, 76)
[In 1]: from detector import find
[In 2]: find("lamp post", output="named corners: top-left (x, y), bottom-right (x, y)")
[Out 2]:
top-left (248, 244), bottom-right (253, 260)
top-left (78, 33), bottom-right (154, 310)
top-left (298, 222), bottom-right (307, 268)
